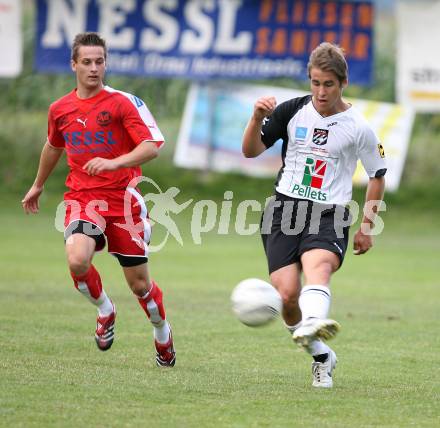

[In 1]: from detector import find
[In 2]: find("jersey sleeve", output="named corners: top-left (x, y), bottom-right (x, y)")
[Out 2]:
top-left (121, 96), bottom-right (165, 149)
top-left (357, 123), bottom-right (387, 178)
top-left (260, 100), bottom-right (292, 149)
top-left (47, 105), bottom-right (65, 148)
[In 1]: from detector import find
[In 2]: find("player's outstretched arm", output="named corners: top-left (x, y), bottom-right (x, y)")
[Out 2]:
top-left (22, 141), bottom-right (64, 214)
top-left (242, 96), bottom-right (276, 158)
top-left (83, 140), bottom-right (160, 176)
top-left (353, 176), bottom-right (385, 255)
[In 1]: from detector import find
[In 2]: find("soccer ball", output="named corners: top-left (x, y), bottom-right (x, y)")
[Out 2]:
top-left (231, 278), bottom-right (282, 327)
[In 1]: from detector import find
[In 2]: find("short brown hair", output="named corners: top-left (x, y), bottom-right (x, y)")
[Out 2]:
top-left (307, 42), bottom-right (348, 84)
top-left (71, 32), bottom-right (107, 62)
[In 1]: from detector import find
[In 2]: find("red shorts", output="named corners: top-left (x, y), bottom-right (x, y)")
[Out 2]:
top-left (63, 188), bottom-right (151, 257)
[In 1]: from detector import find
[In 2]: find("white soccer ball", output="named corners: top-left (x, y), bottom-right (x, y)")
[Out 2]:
top-left (231, 278), bottom-right (282, 327)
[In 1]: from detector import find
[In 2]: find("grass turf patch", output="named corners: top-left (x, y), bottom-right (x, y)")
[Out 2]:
top-left (0, 194), bottom-right (439, 427)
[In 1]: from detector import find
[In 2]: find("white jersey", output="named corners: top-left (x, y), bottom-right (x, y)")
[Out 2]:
top-left (261, 95), bottom-right (386, 205)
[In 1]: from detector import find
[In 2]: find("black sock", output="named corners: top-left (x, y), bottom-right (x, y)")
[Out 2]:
top-left (313, 353), bottom-right (329, 363)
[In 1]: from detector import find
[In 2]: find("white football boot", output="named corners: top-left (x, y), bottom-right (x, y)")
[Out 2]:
top-left (292, 318), bottom-right (340, 349)
top-left (311, 349), bottom-right (337, 388)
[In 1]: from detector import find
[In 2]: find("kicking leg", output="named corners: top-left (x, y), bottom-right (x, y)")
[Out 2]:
top-left (293, 248), bottom-right (341, 388)
top-left (293, 248), bottom-right (341, 347)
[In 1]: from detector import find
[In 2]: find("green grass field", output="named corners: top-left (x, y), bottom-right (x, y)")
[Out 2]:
top-left (0, 192), bottom-right (439, 428)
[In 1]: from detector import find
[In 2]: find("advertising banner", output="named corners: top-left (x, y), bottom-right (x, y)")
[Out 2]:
top-left (397, 0), bottom-right (440, 112)
top-left (36, 0), bottom-right (374, 84)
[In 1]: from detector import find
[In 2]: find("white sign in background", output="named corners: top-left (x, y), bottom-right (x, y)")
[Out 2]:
top-left (397, 0), bottom-right (440, 112)
top-left (0, 0), bottom-right (22, 77)
top-left (175, 83), bottom-right (414, 192)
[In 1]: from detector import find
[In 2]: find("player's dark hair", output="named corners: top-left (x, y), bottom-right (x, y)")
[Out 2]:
top-left (71, 32), bottom-right (107, 62)
top-left (307, 42), bottom-right (348, 84)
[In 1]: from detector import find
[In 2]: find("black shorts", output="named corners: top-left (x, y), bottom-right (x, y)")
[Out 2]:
top-left (261, 192), bottom-right (351, 274)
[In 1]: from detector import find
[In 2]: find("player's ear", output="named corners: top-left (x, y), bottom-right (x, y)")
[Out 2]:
top-left (341, 78), bottom-right (348, 89)
top-left (71, 59), bottom-right (76, 73)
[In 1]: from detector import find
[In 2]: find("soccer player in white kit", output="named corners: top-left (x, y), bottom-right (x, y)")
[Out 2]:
top-left (242, 42), bottom-right (386, 388)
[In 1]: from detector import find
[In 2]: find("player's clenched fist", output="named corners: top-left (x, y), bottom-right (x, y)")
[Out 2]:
top-left (253, 96), bottom-right (277, 121)
top-left (83, 157), bottom-right (119, 176)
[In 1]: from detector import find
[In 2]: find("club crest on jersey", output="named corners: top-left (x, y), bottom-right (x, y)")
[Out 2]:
top-left (97, 111), bottom-right (112, 126)
top-left (312, 128), bottom-right (329, 146)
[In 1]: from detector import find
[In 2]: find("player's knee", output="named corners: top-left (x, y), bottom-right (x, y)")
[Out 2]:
top-left (127, 277), bottom-right (149, 296)
top-left (271, 281), bottom-right (299, 307)
top-left (68, 255), bottom-right (91, 276)
top-left (279, 287), bottom-right (300, 307)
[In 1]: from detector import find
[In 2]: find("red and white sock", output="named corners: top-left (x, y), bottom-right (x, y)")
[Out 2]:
top-left (71, 265), bottom-right (114, 317)
top-left (137, 280), bottom-right (171, 344)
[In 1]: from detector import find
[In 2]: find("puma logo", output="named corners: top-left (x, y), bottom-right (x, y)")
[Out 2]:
top-left (131, 237), bottom-right (143, 246)
top-left (76, 118), bottom-right (88, 128)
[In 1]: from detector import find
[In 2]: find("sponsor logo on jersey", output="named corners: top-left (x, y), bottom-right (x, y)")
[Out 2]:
top-left (311, 147), bottom-right (328, 155)
top-left (295, 126), bottom-right (307, 144)
top-left (76, 117), bottom-right (88, 128)
top-left (312, 128), bottom-right (329, 145)
top-left (131, 95), bottom-right (144, 108)
top-left (327, 121), bottom-right (338, 127)
top-left (291, 183), bottom-right (327, 201)
top-left (378, 143), bottom-right (385, 158)
top-left (290, 157), bottom-right (328, 201)
top-left (302, 157), bottom-right (326, 188)
top-left (63, 131), bottom-right (117, 147)
top-left (97, 111), bottom-right (112, 126)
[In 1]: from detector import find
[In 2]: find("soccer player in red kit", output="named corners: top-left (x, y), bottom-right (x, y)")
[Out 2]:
top-left (22, 32), bottom-right (175, 367)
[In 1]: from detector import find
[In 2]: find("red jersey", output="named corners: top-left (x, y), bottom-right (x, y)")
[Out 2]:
top-left (48, 85), bottom-right (164, 191)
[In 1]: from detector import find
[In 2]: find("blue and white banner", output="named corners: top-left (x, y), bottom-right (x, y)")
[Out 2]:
top-left (36, 0), bottom-right (374, 84)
